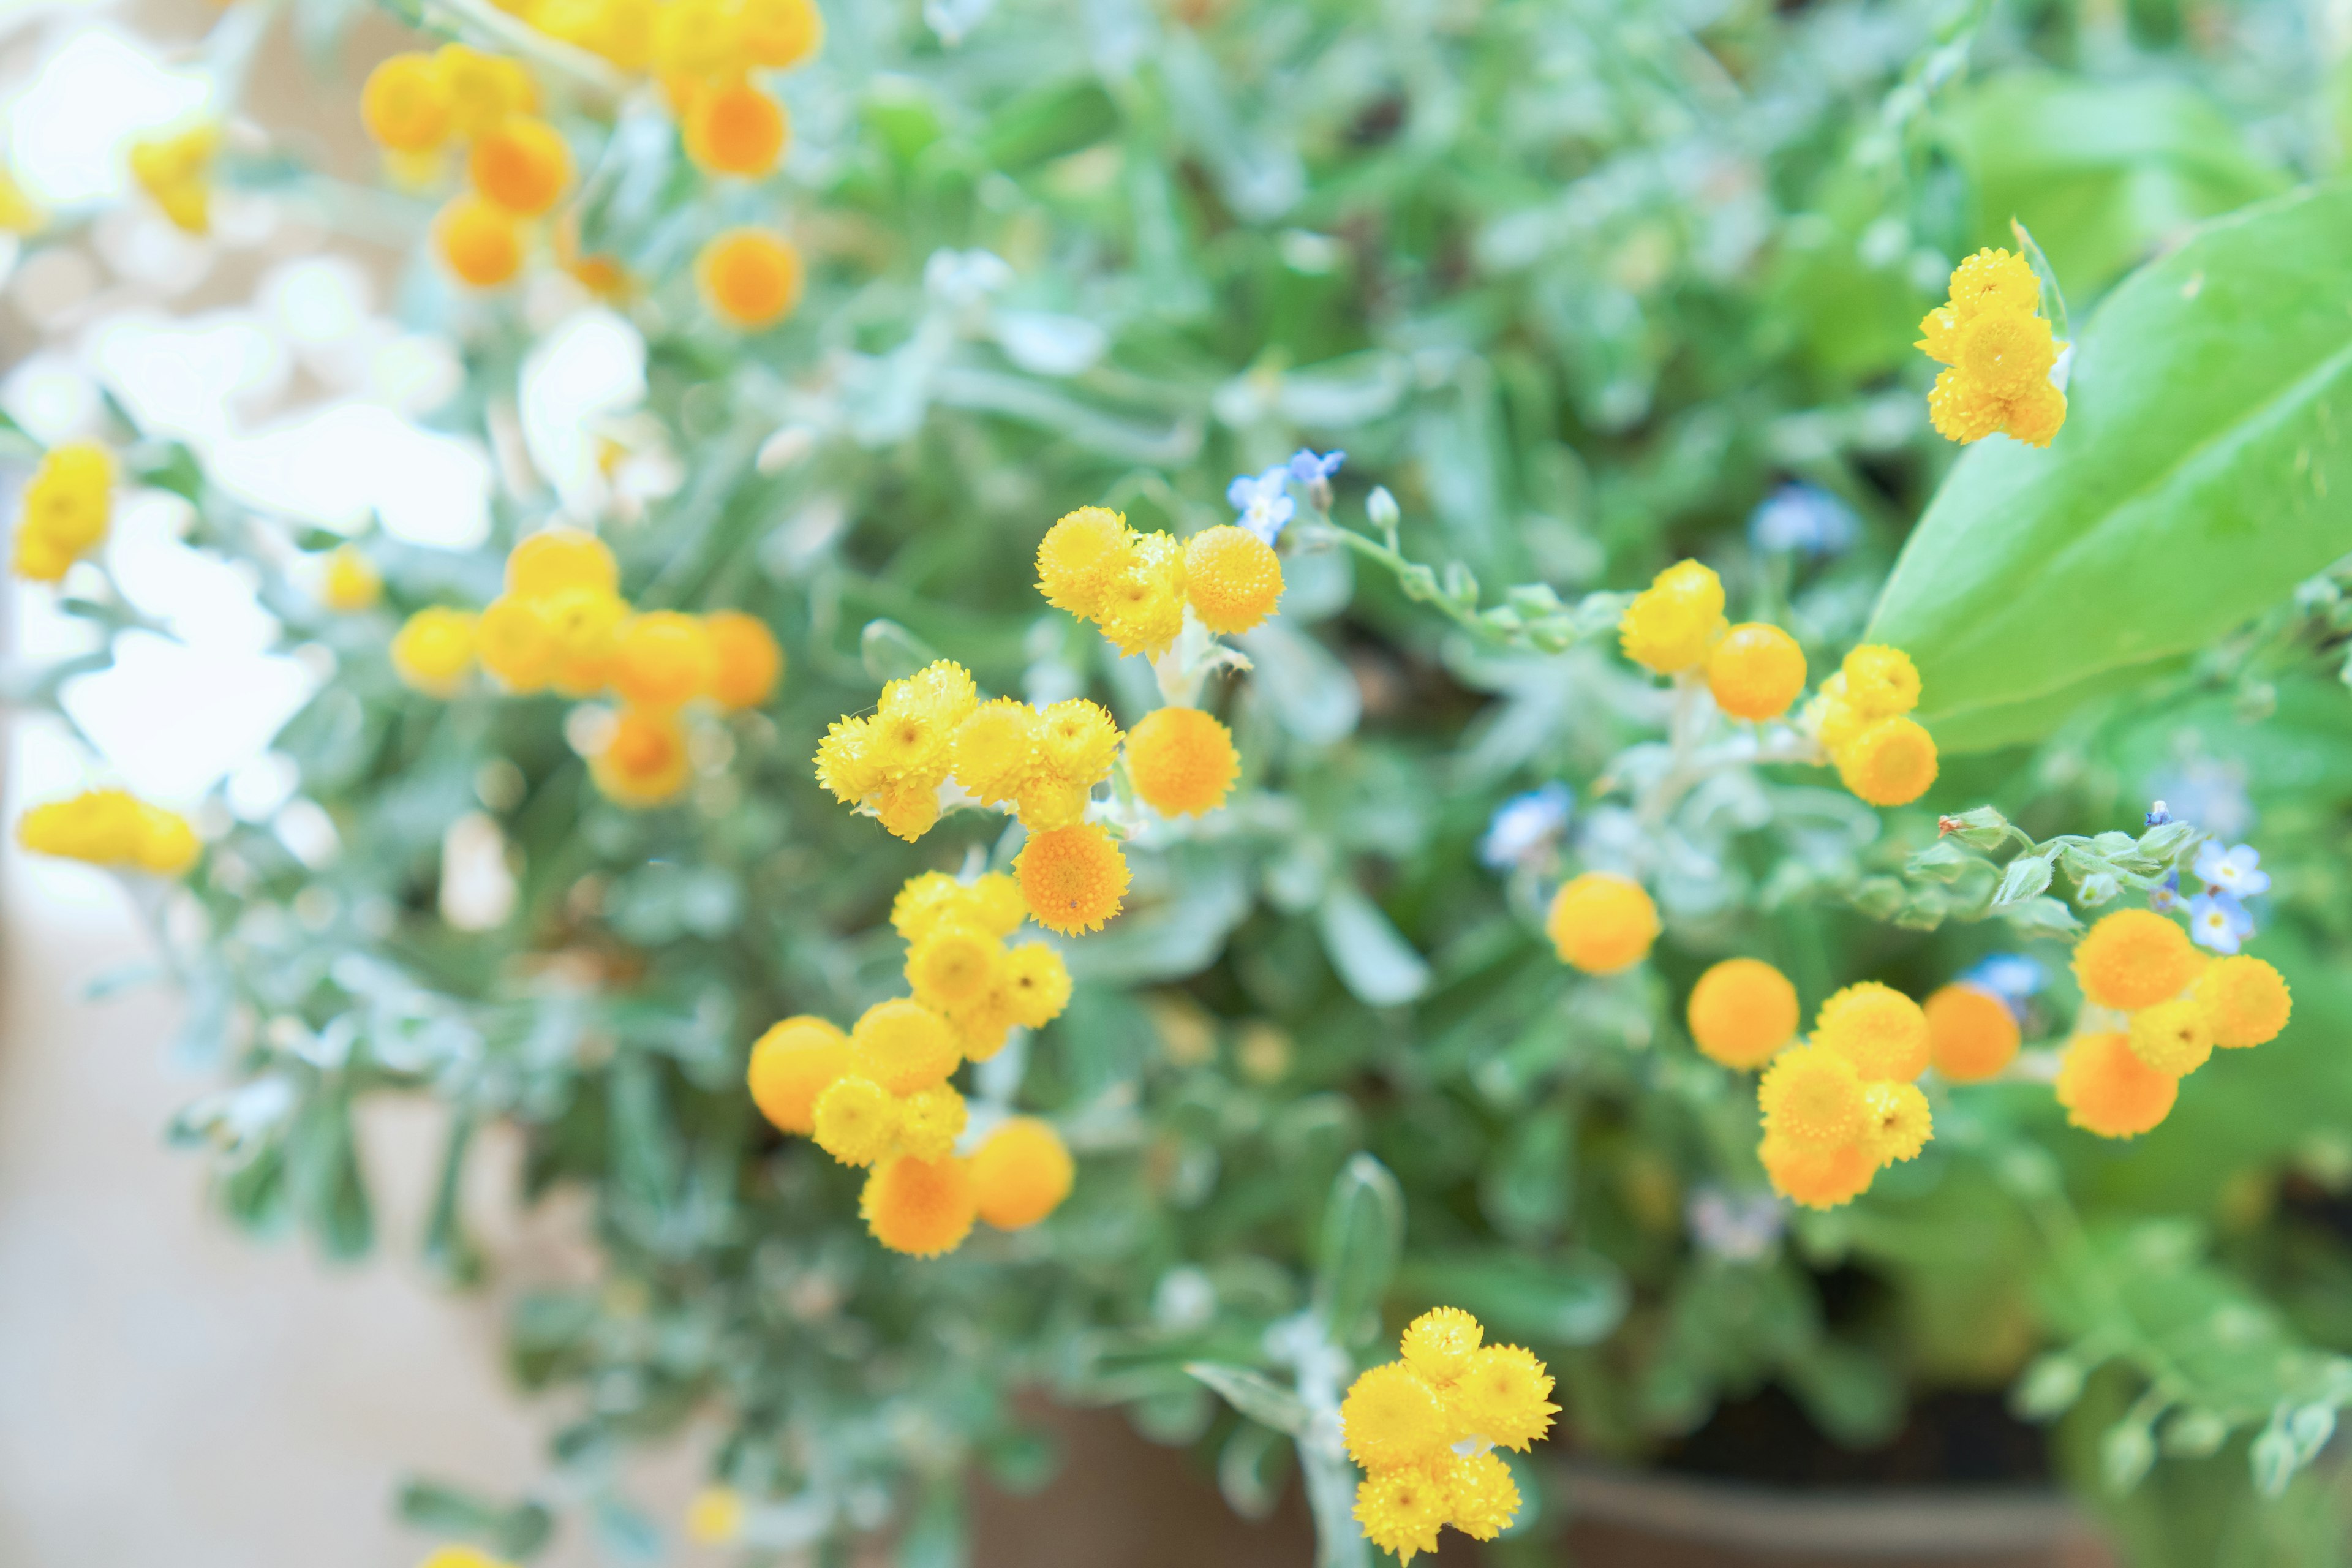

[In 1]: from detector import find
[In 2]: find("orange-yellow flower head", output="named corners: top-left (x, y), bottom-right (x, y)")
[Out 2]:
top-left (1861, 1080), bottom-right (1932, 1164)
top-left (740, 0), bottom-right (824, 66)
top-left (435, 44), bottom-right (537, 138)
top-left (1182, 524), bottom-right (1283, 635)
top-left (811, 1074), bottom-right (898, 1166)
top-left (1438, 1449), bottom-right (1522, 1543)
top-left (2072, 909), bottom-right (2201, 1011)
top-left (391, 606), bottom-right (478, 695)
top-left (1451, 1343), bottom-right (1558, 1452)
top-left (590, 706), bottom-right (692, 807)
top-left (1353, 1464), bottom-right (1446, 1565)
top-left (434, 195), bottom-right (522, 288)
top-left (2127, 998), bottom-right (2212, 1079)
top-left (1340, 1361), bottom-right (1451, 1469)
top-left (508, 527), bottom-right (619, 598)
top-left (2194, 956), bottom-right (2291, 1049)
top-left (697, 227), bottom-right (804, 331)
top-left (1016, 823), bottom-right (1130, 935)
top-left (1002, 941), bottom-right (1072, 1029)
top-left (1924, 983), bottom-right (2019, 1083)
top-left (361, 53), bottom-right (452, 153)
top-left (1918, 250), bottom-right (2067, 447)
top-left (18, 788), bottom-right (200, 876)
top-left (1545, 871), bottom-right (1658, 974)
top-left (905, 922), bottom-right (1005, 1012)
top-left (683, 76), bottom-right (789, 178)
top-left (1758, 1044), bottom-right (1869, 1147)
top-left (747, 1015), bottom-right (851, 1134)
top-left (469, 116), bottom-right (573, 216)
top-left (1398, 1305), bottom-right (1483, 1385)
top-left (703, 610), bottom-right (783, 708)
top-left (1837, 717), bottom-right (1938, 807)
top-left (1814, 981), bottom-right (1929, 1082)
top-left (14, 441), bottom-right (113, 581)
top-left (1686, 957), bottom-right (1798, 1068)
top-left (1035, 507), bottom-right (1132, 620)
top-left (895, 1084), bottom-right (968, 1162)
top-left (1706, 623), bottom-right (1806, 721)
top-left (951, 698), bottom-right (1041, 807)
top-left (1839, 645), bottom-right (1920, 719)
top-left (971, 1117), bottom-right (1074, 1229)
top-left (1096, 530), bottom-right (1188, 659)
top-left (1125, 707), bottom-right (1239, 818)
top-left (861, 1154), bottom-right (978, 1257)
top-left (1760, 1133), bottom-right (1877, 1210)
top-left (850, 998), bottom-right (961, 1094)
top-left (611, 611), bottom-right (717, 710)
top-left (2056, 1030), bottom-right (2177, 1139)
top-left (1619, 559), bottom-right (1725, 674)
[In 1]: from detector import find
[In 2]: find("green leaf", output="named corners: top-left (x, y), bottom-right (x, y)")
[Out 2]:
top-left (1185, 1362), bottom-right (1310, 1436)
top-left (1314, 883), bottom-right (1431, 1007)
top-left (1311, 1153), bottom-right (1403, 1347)
top-left (396, 1480), bottom-right (554, 1558)
top-left (1394, 1250), bottom-right (1628, 1348)
top-left (1870, 184), bottom-right (2352, 752)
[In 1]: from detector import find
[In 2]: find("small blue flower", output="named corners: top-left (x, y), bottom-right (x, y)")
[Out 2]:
top-left (1226, 466), bottom-right (1295, 545)
top-left (1287, 448), bottom-right (1346, 485)
top-left (1480, 783), bottom-right (1573, 872)
top-left (2188, 891), bottom-right (2253, 955)
top-left (2193, 841), bottom-right (2270, 899)
top-left (1748, 483), bottom-right (1859, 557)
top-left (2144, 800), bottom-right (2173, 828)
top-left (1964, 953), bottom-right (2044, 1001)
top-left (2148, 870), bottom-right (2182, 913)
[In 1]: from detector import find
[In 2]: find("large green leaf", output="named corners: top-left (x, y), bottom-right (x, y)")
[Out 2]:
top-left (1869, 183), bottom-right (2352, 752)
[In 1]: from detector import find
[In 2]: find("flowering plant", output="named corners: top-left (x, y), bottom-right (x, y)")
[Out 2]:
top-left (5, 0), bottom-right (2352, 1564)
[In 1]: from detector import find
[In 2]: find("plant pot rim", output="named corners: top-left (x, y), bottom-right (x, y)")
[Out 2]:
top-left (1556, 1458), bottom-right (2098, 1559)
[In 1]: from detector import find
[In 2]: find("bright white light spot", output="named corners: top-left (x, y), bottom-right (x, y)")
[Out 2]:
top-left (260, 257), bottom-right (371, 349)
top-left (58, 630), bottom-right (315, 804)
top-left (209, 402), bottom-right (492, 549)
top-left (91, 205), bottom-right (212, 294)
top-left (5, 28), bottom-right (211, 208)
top-left (89, 312), bottom-right (286, 446)
top-left (519, 308), bottom-right (646, 516)
top-left (439, 812), bottom-right (516, 931)
top-left (224, 750), bottom-right (301, 822)
top-left (0, 352), bottom-right (100, 444)
top-left (106, 492), bottom-right (279, 654)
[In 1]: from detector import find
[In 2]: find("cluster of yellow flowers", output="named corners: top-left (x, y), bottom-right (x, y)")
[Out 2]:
top-left (1034, 506), bottom-right (1284, 657)
top-left (129, 122), bottom-right (221, 235)
top-left (2057, 910), bottom-right (2290, 1137)
top-left (745, 870), bottom-right (1076, 1256)
top-left (1339, 1308), bottom-right (1556, 1564)
top-left (389, 528), bottom-right (783, 807)
top-left (1618, 557), bottom-right (1939, 810)
top-left (17, 788), bottom-right (202, 877)
top-left (12, 441), bottom-right (113, 582)
top-left (1918, 248), bottom-right (2068, 448)
top-left (505, 0), bottom-right (822, 102)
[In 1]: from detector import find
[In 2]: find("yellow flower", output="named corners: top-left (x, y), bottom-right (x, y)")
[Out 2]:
top-left (1125, 706), bottom-right (1239, 818)
top-left (1095, 530), bottom-right (1188, 658)
top-left (971, 1116), bottom-right (1074, 1229)
top-left (703, 610), bottom-right (783, 709)
top-left (1437, 1449), bottom-right (1521, 1542)
top-left (18, 789), bottom-right (199, 875)
top-left (391, 607), bottom-right (478, 696)
top-left (1449, 1344), bottom-right (1557, 1452)
top-left (1686, 957), bottom-right (1799, 1069)
top-left (739, 0), bottom-right (824, 67)
top-left (1544, 871), bottom-right (1658, 974)
top-left (610, 611), bottom-right (717, 710)
top-left (697, 227), bottom-right (804, 331)
top-left (477, 594), bottom-right (556, 692)
top-left (895, 1083), bottom-right (968, 1161)
top-left (0, 165), bottom-right (45, 234)
top-left (1861, 1080), bottom-right (1932, 1164)
top-left (506, 527), bottom-right (617, 597)
top-left (746, 1015), bottom-right (851, 1134)
top-left (906, 922), bottom-right (1005, 1012)
top-left (652, 0), bottom-right (742, 78)
top-left (2193, 956), bottom-right (2291, 1049)
top-left (419, 1547), bottom-right (514, 1568)
top-left (812, 1074), bottom-right (899, 1166)
top-left (435, 44), bottom-right (537, 140)
top-left (2072, 909), bottom-right (2200, 1011)
top-left (1340, 1362), bottom-right (1452, 1469)
top-left (1918, 249), bottom-right (2068, 447)
top-left (1757, 1044), bottom-right (1869, 1148)
top-left (2055, 1030), bottom-right (2176, 1139)
top-left (541, 586), bottom-right (628, 696)
top-left (320, 545), bottom-right (382, 612)
top-left (1923, 983), bottom-right (2019, 1084)
top-left (1706, 623), bottom-right (1805, 721)
top-left (589, 706), bottom-right (691, 807)
top-left (2127, 998), bottom-right (2213, 1079)
top-left (945, 981), bottom-right (1021, 1062)
top-left (14, 441), bottom-right (113, 581)
top-left (850, 998), bottom-right (961, 1094)
top-left (1398, 1306), bottom-right (1483, 1385)
top-left (1954, 309), bottom-right (2056, 399)
top-left (861, 1153), bottom-right (978, 1257)
top-left (1001, 942), bottom-right (1072, 1029)
top-left (1035, 507), bottom-right (1133, 619)
top-left (1016, 823), bottom-right (1130, 935)
top-left (951, 698), bottom-right (1042, 806)
top-left (129, 122), bottom-right (220, 235)
top-left (1353, 1466), bottom-right (1446, 1564)
top-left (1759, 1133), bottom-right (1877, 1209)
top-left (361, 53), bottom-right (453, 153)
top-left (1033, 698), bottom-right (1121, 796)
top-left (1813, 981), bottom-right (1929, 1082)
top-left (815, 715), bottom-right (882, 804)
top-left (683, 1485), bottom-right (745, 1546)
top-left (1835, 716), bottom-right (1938, 807)
top-left (1182, 524), bottom-right (1283, 635)
top-left (1839, 645), bottom-right (1921, 719)
top-left (681, 77), bottom-right (790, 179)
top-left (1618, 559), bottom-right (1725, 674)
